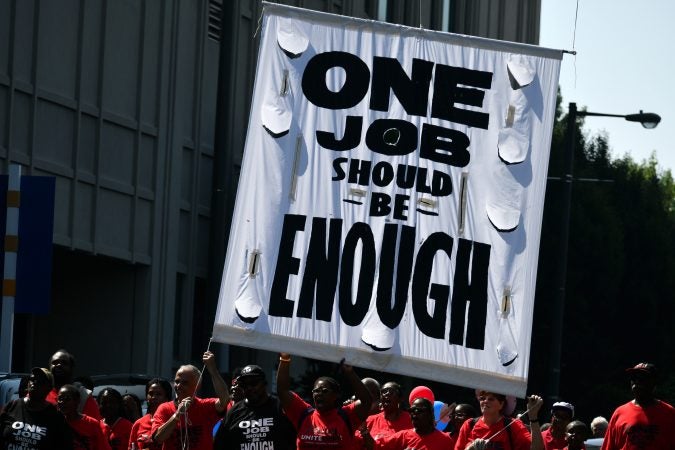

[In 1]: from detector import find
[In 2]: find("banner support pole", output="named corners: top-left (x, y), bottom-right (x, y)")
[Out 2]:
top-left (0, 163), bottom-right (21, 373)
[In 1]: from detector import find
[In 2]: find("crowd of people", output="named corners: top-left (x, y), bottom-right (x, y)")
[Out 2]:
top-left (0, 349), bottom-right (673, 450)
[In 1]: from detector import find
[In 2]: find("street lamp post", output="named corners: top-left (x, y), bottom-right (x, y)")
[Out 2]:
top-left (546, 102), bottom-right (661, 402)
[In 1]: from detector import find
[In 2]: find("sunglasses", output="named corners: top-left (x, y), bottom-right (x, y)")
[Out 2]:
top-left (312, 387), bottom-right (334, 395)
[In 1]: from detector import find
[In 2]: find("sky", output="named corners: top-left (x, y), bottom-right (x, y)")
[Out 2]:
top-left (539, 0), bottom-right (675, 173)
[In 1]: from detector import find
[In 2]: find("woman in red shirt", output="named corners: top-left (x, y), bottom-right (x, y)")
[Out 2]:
top-left (128, 378), bottom-right (172, 450)
top-left (277, 352), bottom-right (372, 449)
top-left (454, 391), bottom-right (544, 450)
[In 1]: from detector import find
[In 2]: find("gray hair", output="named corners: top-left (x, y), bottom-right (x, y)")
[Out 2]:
top-left (590, 416), bottom-right (608, 429)
top-left (177, 364), bottom-right (202, 380)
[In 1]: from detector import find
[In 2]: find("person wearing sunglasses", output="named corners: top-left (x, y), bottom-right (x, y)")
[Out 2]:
top-left (276, 352), bottom-right (372, 449)
top-left (359, 381), bottom-right (413, 446)
top-left (363, 397), bottom-right (452, 450)
top-left (443, 403), bottom-right (477, 441)
top-left (213, 365), bottom-right (296, 450)
top-left (454, 390), bottom-right (544, 450)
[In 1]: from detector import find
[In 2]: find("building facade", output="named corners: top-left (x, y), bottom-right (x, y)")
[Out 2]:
top-left (0, 0), bottom-right (540, 377)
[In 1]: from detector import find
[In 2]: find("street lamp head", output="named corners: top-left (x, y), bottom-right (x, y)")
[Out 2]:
top-left (625, 110), bottom-right (661, 129)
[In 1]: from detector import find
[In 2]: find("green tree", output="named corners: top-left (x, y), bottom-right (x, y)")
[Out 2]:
top-left (530, 96), bottom-right (675, 421)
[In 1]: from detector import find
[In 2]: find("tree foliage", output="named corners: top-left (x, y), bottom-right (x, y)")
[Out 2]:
top-left (529, 94), bottom-right (675, 422)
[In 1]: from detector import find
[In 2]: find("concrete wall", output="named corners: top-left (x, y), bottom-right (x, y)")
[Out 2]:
top-left (0, 0), bottom-right (540, 378)
top-left (0, 0), bottom-right (219, 376)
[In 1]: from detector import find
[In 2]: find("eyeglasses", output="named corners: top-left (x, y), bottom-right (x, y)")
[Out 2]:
top-left (312, 387), bottom-right (334, 395)
top-left (381, 388), bottom-right (399, 396)
top-left (478, 396), bottom-right (498, 402)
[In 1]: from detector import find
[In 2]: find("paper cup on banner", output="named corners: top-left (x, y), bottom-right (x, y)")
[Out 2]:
top-left (361, 306), bottom-right (396, 351)
top-left (277, 18), bottom-right (309, 57)
top-left (507, 55), bottom-right (535, 89)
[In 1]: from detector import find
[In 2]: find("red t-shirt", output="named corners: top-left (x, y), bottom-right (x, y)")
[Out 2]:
top-left (543, 428), bottom-right (568, 450)
top-left (129, 414), bottom-right (162, 450)
top-left (454, 416), bottom-right (531, 450)
top-left (151, 397), bottom-right (221, 450)
top-left (47, 388), bottom-right (103, 420)
top-left (67, 414), bottom-right (111, 450)
top-left (101, 417), bottom-right (133, 450)
top-left (601, 400), bottom-right (675, 450)
top-left (284, 391), bottom-right (363, 449)
top-left (377, 428), bottom-right (454, 450)
top-left (366, 410), bottom-right (413, 441)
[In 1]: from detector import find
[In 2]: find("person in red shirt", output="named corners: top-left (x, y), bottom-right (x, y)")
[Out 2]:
top-left (276, 352), bottom-right (372, 449)
top-left (46, 349), bottom-right (101, 420)
top-left (98, 388), bottom-right (133, 450)
top-left (128, 378), bottom-right (172, 450)
top-left (151, 350), bottom-right (230, 450)
top-left (601, 363), bottom-right (675, 450)
top-left (454, 390), bottom-right (544, 450)
top-left (542, 402), bottom-right (574, 450)
top-left (361, 381), bottom-right (413, 444)
top-left (366, 397), bottom-right (453, 450)
top-left (443, 403), bottom-right (477, 443)
top-left (57, 384), bottom-right (111, 450)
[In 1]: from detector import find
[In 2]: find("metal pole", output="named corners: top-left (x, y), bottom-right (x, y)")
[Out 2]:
top-left (0, 164), bottom-right (22, 372)
top-left (546, 102), bottom-right (577, 402)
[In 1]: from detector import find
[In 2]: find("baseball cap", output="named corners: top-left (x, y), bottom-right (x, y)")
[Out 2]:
top-left (552, 401), bottom-right (575, 418)
top-left (626, 362), bottom-right (657, 377)
top-left (31, 367), bottom-right (54, 388)
top-left (239, 365), bottom-right (265, 379)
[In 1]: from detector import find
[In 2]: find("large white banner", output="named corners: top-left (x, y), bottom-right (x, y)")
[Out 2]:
top-left (213, 2), bottom-right (561, 397)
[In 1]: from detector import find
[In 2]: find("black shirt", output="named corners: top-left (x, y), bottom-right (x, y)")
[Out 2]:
top-left (214, 395), bottom-right (296, 450)
top-left (0, 398), bottom-right (74, 450)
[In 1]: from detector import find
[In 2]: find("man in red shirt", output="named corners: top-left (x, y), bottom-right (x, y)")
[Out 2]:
top-left (152, 351), bottom-right (230, 450)
top-left (367, 397), bottom-right (453, 450)
top-left (542, 401), bottom-right (574, 450)
top-left (601, 363), bottom-right (675, 450)
top-left (46, 349), bottom-right (101, 420)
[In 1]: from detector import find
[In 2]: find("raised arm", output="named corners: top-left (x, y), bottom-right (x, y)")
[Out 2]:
top-left (203, 350), bottom-right (230, 413)
top-left (342, 363), bottom-right (372, 421)
top-left (277, 352), bottom-right (293, 408)
top-left (527, 395), bottom-right (544, 450)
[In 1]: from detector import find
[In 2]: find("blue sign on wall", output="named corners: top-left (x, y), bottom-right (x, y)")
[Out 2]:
top-left (0, 175), bottom-right (56, 314)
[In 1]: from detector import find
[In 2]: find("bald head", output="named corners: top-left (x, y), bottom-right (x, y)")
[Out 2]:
top-left (174, 365), bottom-right (201, 401)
